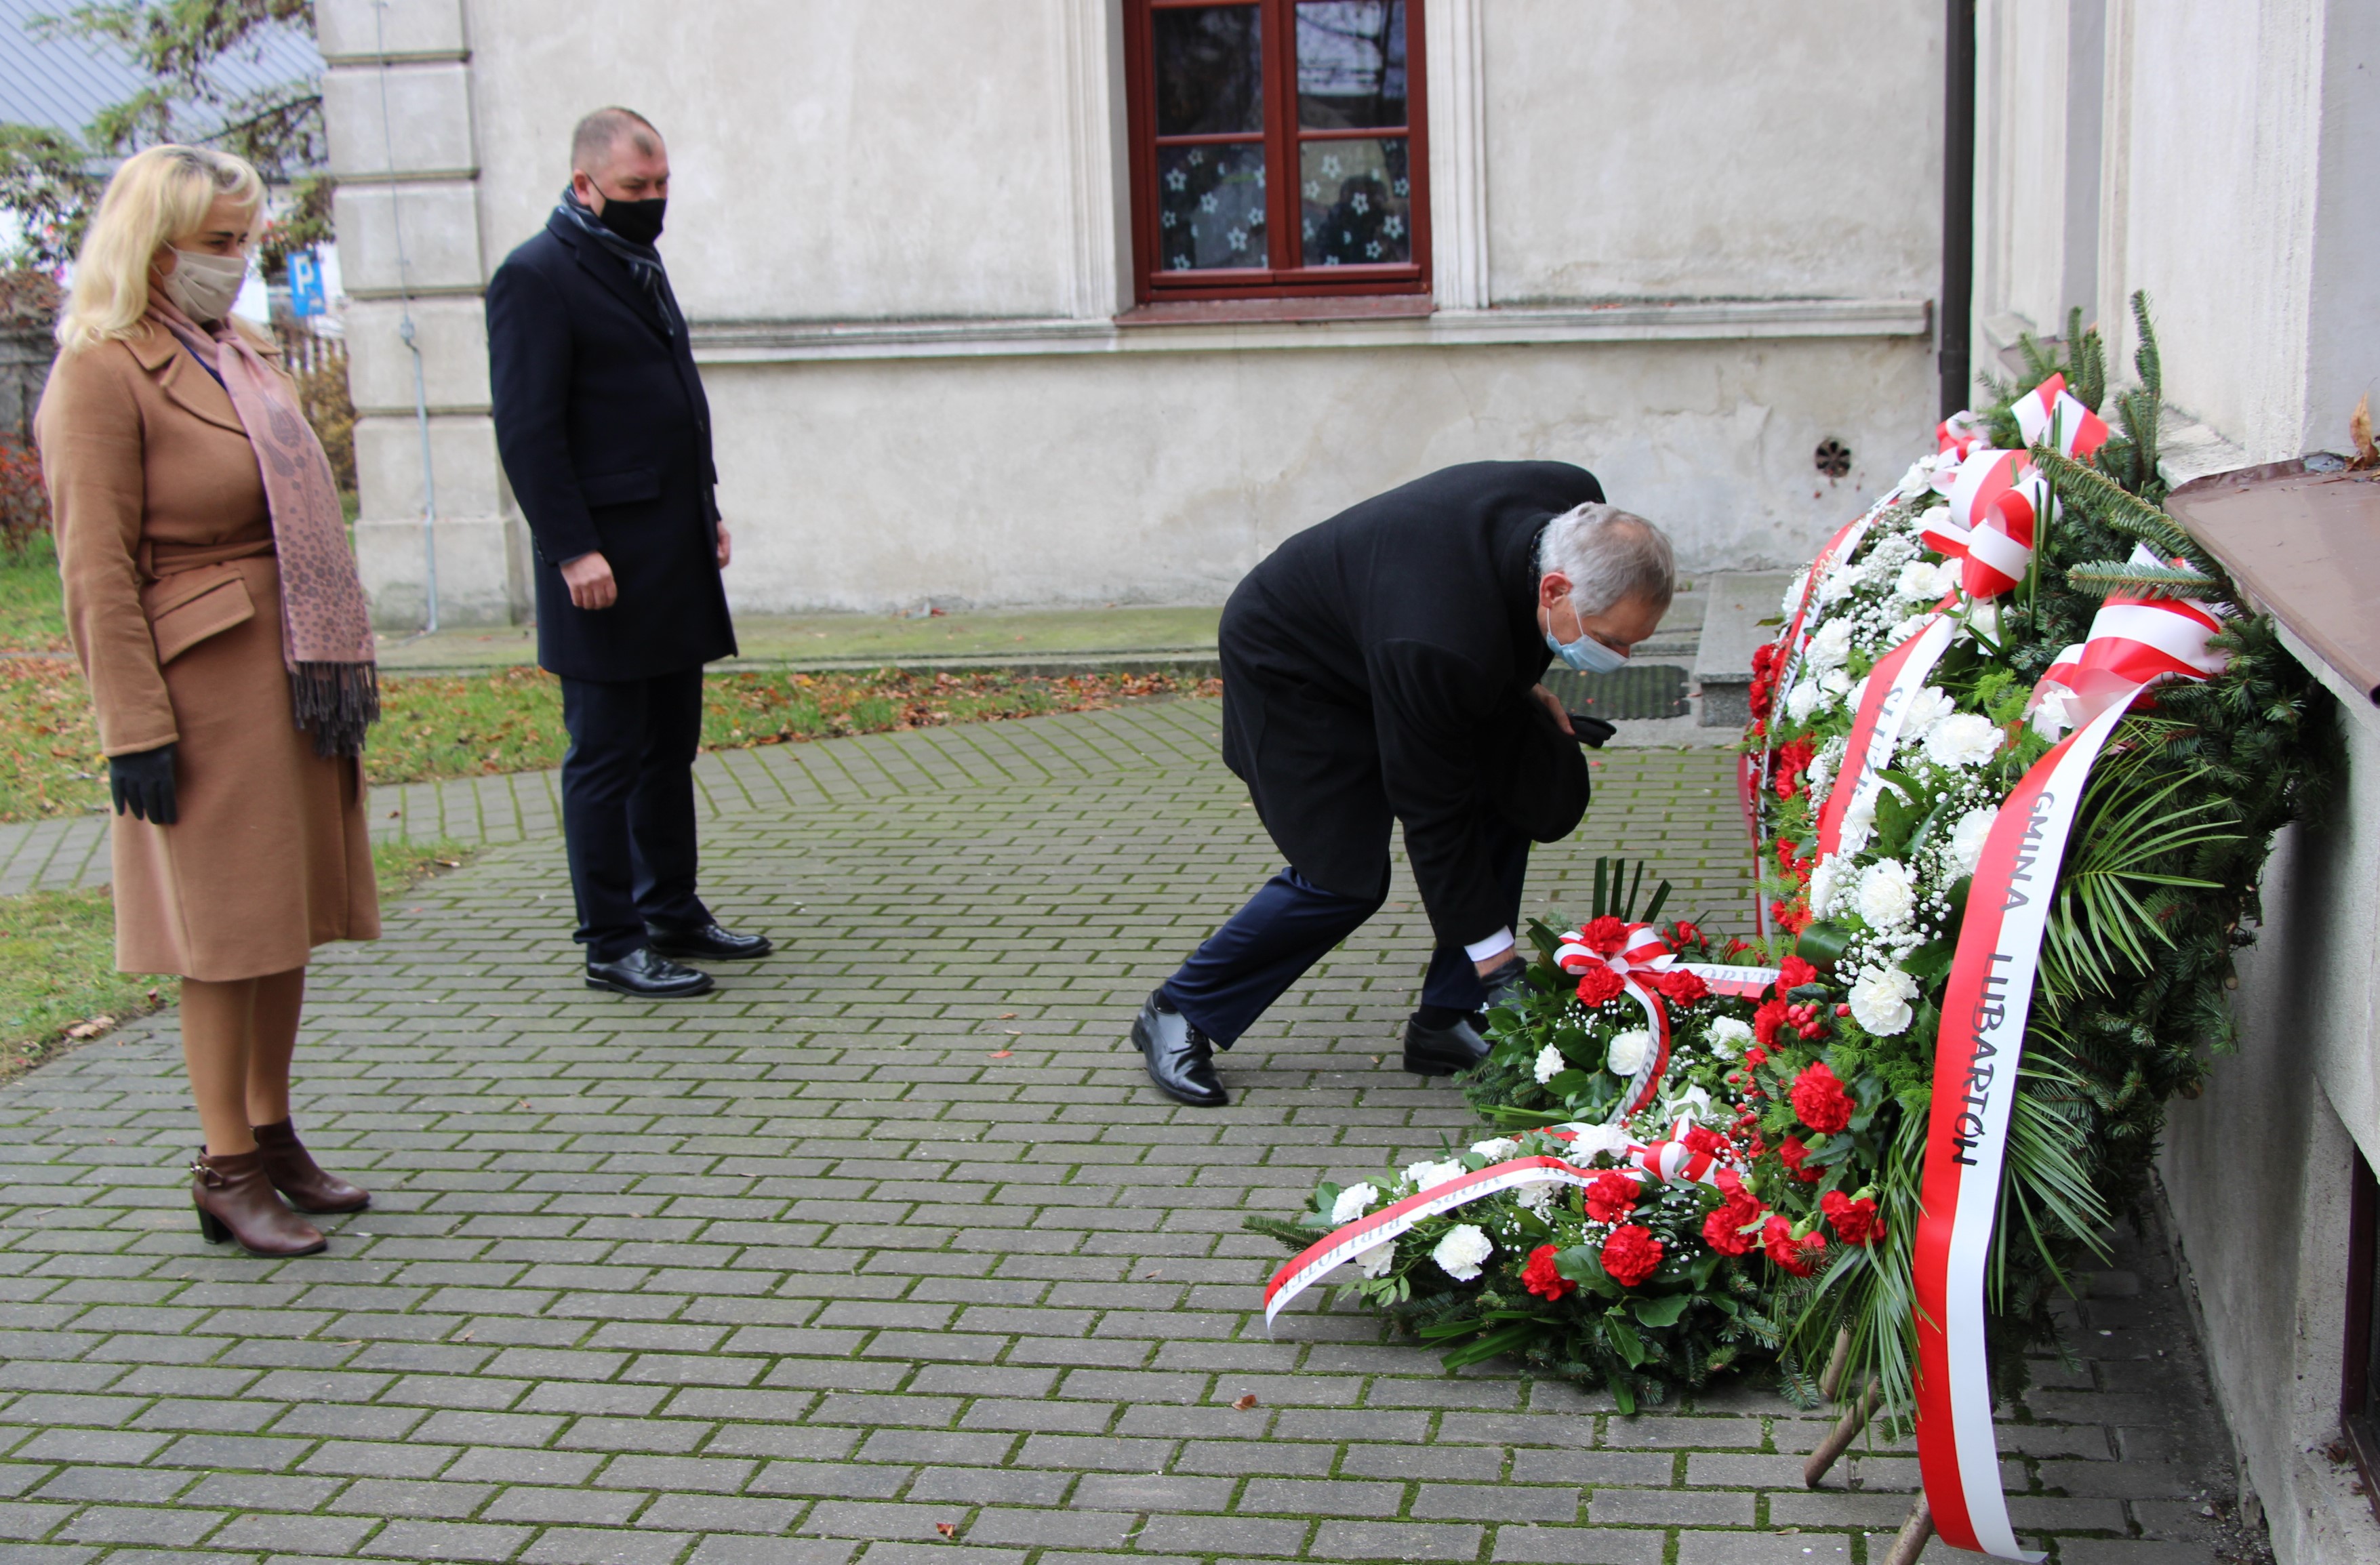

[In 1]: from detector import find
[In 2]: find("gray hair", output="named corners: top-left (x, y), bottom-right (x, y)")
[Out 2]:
top-left (571, 106), bottom-right (662, 173)
top-left (1537, 502), bottom-right (1676, 615)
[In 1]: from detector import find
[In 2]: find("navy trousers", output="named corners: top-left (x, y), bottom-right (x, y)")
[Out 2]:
top-left (1162, 825), bottom-right (1531, 1047)
top-left (559, 668), bottom-right (713, 961)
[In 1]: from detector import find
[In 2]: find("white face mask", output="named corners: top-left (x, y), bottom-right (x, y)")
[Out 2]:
top-left (160, 249), bottom-right (247, 323)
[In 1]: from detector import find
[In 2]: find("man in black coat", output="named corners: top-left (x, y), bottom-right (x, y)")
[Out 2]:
top-left (1131, 462), bottom-right (1676, 1105)
top-left (487, 106), bottom-right (770, 998)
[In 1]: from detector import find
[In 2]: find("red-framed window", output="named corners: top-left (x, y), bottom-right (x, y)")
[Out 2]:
top-left (1123, 0), bottom-right (1430, 305)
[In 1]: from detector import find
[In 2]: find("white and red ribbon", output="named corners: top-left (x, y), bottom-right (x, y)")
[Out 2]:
top-left (1263, 1156), bottom-right (1598, 1326)
top-left (1813, 615), bottom-right (1955, 859)
top-left (1263, 1127), bottom-right (1750, 1325)
top-left (1553, 924), bottom-right (1780, 1120)
top-left (2030, 548), bottom-right (2228, 736)
top-left (1915, 572), bottom-right (2226, 1560)
top-left (2011, 373), bottom-right (2111, 460)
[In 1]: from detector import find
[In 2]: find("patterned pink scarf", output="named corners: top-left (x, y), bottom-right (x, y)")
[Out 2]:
top-left (148, 300), bottom-right (378, 756)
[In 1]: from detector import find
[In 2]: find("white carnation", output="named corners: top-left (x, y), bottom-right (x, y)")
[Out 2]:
top-left (1604, 1030), bottom-right (1653, 1076)
top-left (1817, 564), bottom-right (1858, 606)
top-left (1469, 1137), bottom-right (1520, 1162)
top-left (1847, 963), bottom-right (1920, 1036)
top-left (1667, 1084), bottom-right (1714, 1121)
top-left (1783, 573), bottom-right (1811, 617)
top-left (1844, 673), bottom-right (1870, 712)
top-left (1887, 612), bottom-right (1936, 646)
top-left (1897, 685), bottom-right (1956, 743)
top-left (1533, 1044), bottom-right (1565, 1085)
top-left (1432, 1223), bottom-right (1493, 1282)
top-left (1331, 1183), bottom-right (1380, 1224)
top-left (1838, 791), bottom-right (1878, 856)
top-left (1857, 859), bottom-right (1918, 933)
top-left (1555, 1122), bottom-right (1631, 1166)
top-left (1807, 737), bottom-right (1847, 801)
top-left (2030, 690), bottom-right (2072, 741)
top-left (1806, 617), bottom-right (1854, 671)
top-left (1354, 1240), bottom-right (1396, 1278)
top-left (1924, 712), bottom-right (2004, 769)
top-left (1786, 681), bottom-right (1825, 723)
top-left (1518, 1183), bottom-right (1556, 1218)
top-left (1403, 1159), bottom-right (1464, 1191)
top-left (1708, 1017), bottom-right (1754, 1059)
top-left (1821, 667), bottom-right (1854, 697)
top-left (1807, 855), bottom-right (1841, 918)
top-left (1945, 807), bottom-right (1997, 878)
top-left (1894, 561), bottom-right (1940, 601)
top-left (1964, 597), bottom-right (2002, 644)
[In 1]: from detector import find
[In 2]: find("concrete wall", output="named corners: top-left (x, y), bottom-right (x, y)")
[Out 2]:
top-left (322, 0), bottom-right (1943, 627)
top-left (1976, 0), bottom-right (2378, 459)
top-left (2162, 667), bottom-right (2380, 1565)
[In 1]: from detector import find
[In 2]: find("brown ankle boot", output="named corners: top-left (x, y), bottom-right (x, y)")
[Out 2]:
top-left (192, 1149), bottom-right (326, 1257)
top-left (251, 1119), bottom-right (371, 1214)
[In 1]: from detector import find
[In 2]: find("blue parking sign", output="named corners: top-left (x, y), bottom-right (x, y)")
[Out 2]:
top-left (288, 250), bottom-right (326, 317)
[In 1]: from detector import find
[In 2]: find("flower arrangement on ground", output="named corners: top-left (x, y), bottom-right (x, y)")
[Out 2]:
top-left (1252, 298), bottom-right (2323, 1553)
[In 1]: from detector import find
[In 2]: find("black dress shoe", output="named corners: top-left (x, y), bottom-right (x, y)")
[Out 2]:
top-left (1403, 1015), bottom-right (1493, 1076)
top-left (1131, 990), bottom-right (1228, 1107)
top-left (645, 922), bottom-right (773, 961)
top-left (586, 947), bottom-right (715, 998)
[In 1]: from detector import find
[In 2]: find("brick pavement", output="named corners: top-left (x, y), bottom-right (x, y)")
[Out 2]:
top-left (0, 698), bottom-right (2255, 1563)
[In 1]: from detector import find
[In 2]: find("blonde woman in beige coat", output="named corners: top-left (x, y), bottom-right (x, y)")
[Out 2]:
top-left (36, 146), bottom-right (381, 1257)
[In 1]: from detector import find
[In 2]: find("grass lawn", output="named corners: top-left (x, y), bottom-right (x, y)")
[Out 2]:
top-left (0, 839), bottom-right (472, 1085)
top-left (0, 544), bottom-right (1216, 822)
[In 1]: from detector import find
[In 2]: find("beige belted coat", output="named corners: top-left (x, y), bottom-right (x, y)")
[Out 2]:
top-left (35, 319), bottom-right (378, 979)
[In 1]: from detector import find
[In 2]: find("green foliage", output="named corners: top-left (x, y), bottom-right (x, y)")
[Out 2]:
top-left (3, 1), bottom-right (325, 275)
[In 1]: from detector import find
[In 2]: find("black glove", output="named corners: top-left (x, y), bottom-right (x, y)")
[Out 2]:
top-left (1567, 714), bottom-right (1617, 748)
top-left (108, 743), bottom-right (178, 826)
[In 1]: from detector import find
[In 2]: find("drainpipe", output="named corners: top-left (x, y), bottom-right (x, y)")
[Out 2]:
top-left (1940, 0), bottom-right (1977, 418)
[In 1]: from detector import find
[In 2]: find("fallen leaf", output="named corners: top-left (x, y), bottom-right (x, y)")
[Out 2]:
top-left (435, 858), bottom-right (462, 868)
top-left (989, 1050), bottom-right (1012, 1059)
top-left (458, 1330), bottom-right (474, 1341)
top-left (64, 1015), bottom-right (114, 1040)
top-left (998, 1012), bottom-right (1017, 1020)
top-left (935, 1522), bottom-right (957, 1539)
top-left (1232, 1394), bottom-right (1259, 1410)
top-left (387, 809), bottom-right (400, 819)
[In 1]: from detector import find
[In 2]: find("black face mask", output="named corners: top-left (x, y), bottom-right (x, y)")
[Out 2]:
top-left (595, 193), bottom-right (666, 246)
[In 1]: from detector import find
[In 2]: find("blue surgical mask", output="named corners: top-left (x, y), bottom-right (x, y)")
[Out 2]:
top-left (1547, 623), bottom-right (1629, 676)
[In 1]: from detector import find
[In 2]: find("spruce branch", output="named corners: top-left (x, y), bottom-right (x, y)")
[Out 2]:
top-left (2130, 291), bottom-right (2162, 401)
top-left (2063, 562), bottom-right (2226, 601)
top-left (2030, 449), bottom-right (2210, 571)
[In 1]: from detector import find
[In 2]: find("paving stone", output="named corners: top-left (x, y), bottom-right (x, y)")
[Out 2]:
top-left (0, 708), bottom-right (2258, 1565)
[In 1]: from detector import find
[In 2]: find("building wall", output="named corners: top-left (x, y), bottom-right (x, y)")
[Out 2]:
top-left (1974, 3), bottom-right (2380, 1558)
top-left (1976, 0), bottom-right (2378, 460)
top-left (2162, 670), bottom-right (2380, 1565)
top-left (322, 0), bottom-right (1942, 627)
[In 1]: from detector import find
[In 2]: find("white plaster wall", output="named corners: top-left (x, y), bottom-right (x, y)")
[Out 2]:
top-left (1480, 1), bottom-right (1942, 304)
top-left (700, 336), bottom-right (1931, 613)
top-left (2112, 0), bottom-right (2326, 458)
top-left (1977, 0), bottom-right (2081, 341)
top-left (2162, 685), bottom-right (2380, 1565)
top-left (464, 0), bottom-right (1085, 321)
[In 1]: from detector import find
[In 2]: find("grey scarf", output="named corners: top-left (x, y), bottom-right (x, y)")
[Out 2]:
top-left (554, 186), bottom-right (684, 338)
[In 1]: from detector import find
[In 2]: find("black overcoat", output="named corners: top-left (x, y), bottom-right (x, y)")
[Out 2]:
top-left (1219, 460), bottom-right (1602, 946)
top-left (486, 211), bottom-right (738, 681)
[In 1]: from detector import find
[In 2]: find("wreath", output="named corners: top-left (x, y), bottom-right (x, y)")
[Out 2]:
top-left (1250, 298), bottom-right (2326, 1535)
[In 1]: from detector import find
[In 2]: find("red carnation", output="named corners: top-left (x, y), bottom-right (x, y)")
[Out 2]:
top-left (1702, 1173), bottom-right (1764, 1256)
top-left (1772, 737), bottom-right (1816, 800)
top-left (1671, 920), bottom-right (1703, 949)
top-left (1775, 902), bottom-right (1813, 937)
top-left (1584, 1170), bottom-right (1639, 1224)
top-left (1522, 1244), bottom-right (1574, 1301)
top-left (1763, 1215), bottom-right (1826, 1276)
top-left (1790, 1061), bottom-right (1855, 1135)
top-left (1682, 1124), bottom-right (1730, 1158)
top-left (1577, 916), bottom-right (1628, 954)
top-left (1725, 937), bottom-right (1754, 958)
top-left (1777, 956), bottom-right (1817, 995)
top-left (1753, 1000), bottom-right (1793, 1049)
top-left (1821, 1190), bottom-right (1883, 1247)
top-left (1600, 1224), bottom-right (1664, 1288)
top-left (1744, 1045), bottom-right (1769, 1068)
top-left (1576, 967), bottom-right (1626, 1007)
top-left (1655, 968), bottom-right (1710, 1006)
top-left (1778, 1135), bottom-right (1823, 1183)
